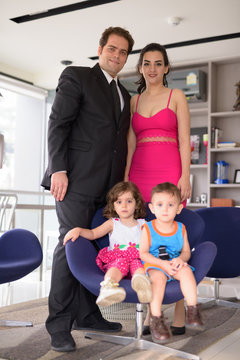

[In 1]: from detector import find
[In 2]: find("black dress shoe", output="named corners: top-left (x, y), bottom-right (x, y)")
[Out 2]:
top-left (72, 318), bottom-right (122, 332)
top-left (142, 325), bottom-right (150, 335)
top-left (51, 331), bottom-right (76, 352)
top-left (170, 325), bottom-right (186, 335)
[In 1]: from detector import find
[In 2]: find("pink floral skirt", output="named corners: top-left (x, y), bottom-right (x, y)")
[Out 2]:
top-left (96, 246), bottom-right (143, 278)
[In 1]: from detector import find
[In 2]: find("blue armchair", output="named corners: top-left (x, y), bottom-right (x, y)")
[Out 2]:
top-left (66, 207), bottom-right (217, 360)
top-left (196, 207), bottom-right (240, 309)
top-left (0, 228), bottom-right (43, 327)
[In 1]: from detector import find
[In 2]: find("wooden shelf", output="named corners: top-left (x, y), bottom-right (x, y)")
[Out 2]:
top-left (190, 108), bottom-right (208, 115)
top-left (187, 202), bottom-right (208, 208)
top-left (210, 183), bottom-right (240, 188)
top-left (211, 111), bottom-right (240, 118)
top-left (190, 164), bottom-right (208, 169)
top-left (210, 147), bottom-right (240, 152)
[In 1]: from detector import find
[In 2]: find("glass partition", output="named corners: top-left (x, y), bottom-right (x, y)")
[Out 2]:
top-left (0, 75), bottom-right (59, 289)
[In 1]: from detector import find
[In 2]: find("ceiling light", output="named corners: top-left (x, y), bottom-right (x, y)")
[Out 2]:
top-left (167, 16), bottom-right (182, 26)
top-left (10, 0), bottom-right (121, 23)
top-left (61, 60), bottom-right (73, 66)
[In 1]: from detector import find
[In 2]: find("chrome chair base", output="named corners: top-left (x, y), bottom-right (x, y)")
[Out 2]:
top-left (0, 319), bottom-right (33, 327)
top-left (85, 332), bottom-right (200, 360)
top-left (85, 304), bottom-right (200, 360)
top-left (199, 279), bottom-right (240, 310)
top-left (199, 297), bottom-right (240, 309)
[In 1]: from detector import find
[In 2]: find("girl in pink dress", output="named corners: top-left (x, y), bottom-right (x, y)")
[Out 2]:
top-left (124, 43), bottom-right (191, 335)
top-left (63, 181), bottom-right (152, 307)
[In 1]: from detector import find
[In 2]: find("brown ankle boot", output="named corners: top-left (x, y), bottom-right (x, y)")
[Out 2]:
top-left (150, 314), bottom-right (172, 343)
top-left (186, 304), bottom-right (204, 330)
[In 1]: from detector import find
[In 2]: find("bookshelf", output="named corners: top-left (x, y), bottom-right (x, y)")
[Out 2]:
top-left (209, 58), bottom-right (240, 207)
top-left (120, 56), bottom-right (240, 207)
top-left (173, 56), bottom-right (240, 208)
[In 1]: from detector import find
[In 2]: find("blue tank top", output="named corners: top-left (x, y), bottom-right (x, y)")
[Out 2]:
top-left (143, 220), bottom-right (185, 260)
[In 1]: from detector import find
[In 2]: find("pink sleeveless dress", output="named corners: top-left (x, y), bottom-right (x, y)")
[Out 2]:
top-left (129, 90), bottom-right (183, 204)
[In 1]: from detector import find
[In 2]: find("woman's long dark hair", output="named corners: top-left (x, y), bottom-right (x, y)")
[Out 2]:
top-left (136, 43), bottom-right (170, 94)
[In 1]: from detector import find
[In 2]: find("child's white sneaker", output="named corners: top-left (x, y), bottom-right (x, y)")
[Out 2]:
top-left (96, 277), bottom-right (126, 307)
top-left (131, 273), bottom-right (152, 303)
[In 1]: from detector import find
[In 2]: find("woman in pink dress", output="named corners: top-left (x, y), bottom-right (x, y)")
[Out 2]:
top-left (124, 43), bottom-right (191, 335)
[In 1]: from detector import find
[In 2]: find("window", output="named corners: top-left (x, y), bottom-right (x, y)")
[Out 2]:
top-left (0, 75), bottom-right (48, 191)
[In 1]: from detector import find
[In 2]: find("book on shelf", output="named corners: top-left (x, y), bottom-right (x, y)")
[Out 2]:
top-left (217, 141), bottom-right (240, 148)
top-left (211, 127), bottom-right (223, 148)
top-left (190, 127), bottom-right (207, 164)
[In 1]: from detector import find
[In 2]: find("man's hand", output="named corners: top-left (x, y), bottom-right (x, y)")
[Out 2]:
top-left (50, 172), bottom-right (68, 201)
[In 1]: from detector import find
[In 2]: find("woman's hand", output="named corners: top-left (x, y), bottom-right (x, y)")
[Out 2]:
top-left (63, 227), bottom-right (82, 245)
top-left (177, 175), bottom-right (191, 202)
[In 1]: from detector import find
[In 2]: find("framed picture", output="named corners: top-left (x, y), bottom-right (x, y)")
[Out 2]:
top-left (190, 127), bottom-right (208, 164)
top-left (233, 169), bottom-right (240, 184)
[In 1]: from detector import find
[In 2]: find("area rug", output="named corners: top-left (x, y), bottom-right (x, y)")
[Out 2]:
top-left (1, 297), bottom-right (240, 360)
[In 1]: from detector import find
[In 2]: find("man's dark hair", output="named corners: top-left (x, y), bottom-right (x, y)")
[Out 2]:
top-left (99, 26), bottom-right (134, 55)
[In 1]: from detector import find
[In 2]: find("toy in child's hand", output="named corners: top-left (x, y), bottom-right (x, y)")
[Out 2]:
top-left (158, 246), bottom-right (170, 260)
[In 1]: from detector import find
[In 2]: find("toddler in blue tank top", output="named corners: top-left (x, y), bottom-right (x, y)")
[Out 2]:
top-left (140, 182), bottom-right (204, 344)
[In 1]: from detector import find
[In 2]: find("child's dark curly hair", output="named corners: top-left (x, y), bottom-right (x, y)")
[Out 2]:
top-left (103, 181), bottom-right (146, 219)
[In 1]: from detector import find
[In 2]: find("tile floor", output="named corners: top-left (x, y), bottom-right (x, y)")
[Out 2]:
top-left (1, 272), bottom-right (240, 360)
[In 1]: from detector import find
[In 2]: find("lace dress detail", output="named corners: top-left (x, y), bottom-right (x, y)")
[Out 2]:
top-left (138, 136), bottom-right (177, 144)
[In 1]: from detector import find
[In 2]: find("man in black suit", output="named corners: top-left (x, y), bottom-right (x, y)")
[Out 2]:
top-left (41, 27), bottom-right (134, 352)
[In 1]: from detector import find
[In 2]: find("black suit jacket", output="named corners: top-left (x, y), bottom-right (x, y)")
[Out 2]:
top-left (41, 63), bottom-right (131, 197)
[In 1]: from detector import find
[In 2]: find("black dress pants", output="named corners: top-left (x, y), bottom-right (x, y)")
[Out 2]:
top-left (46, 191), bottom-right (105, 335)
